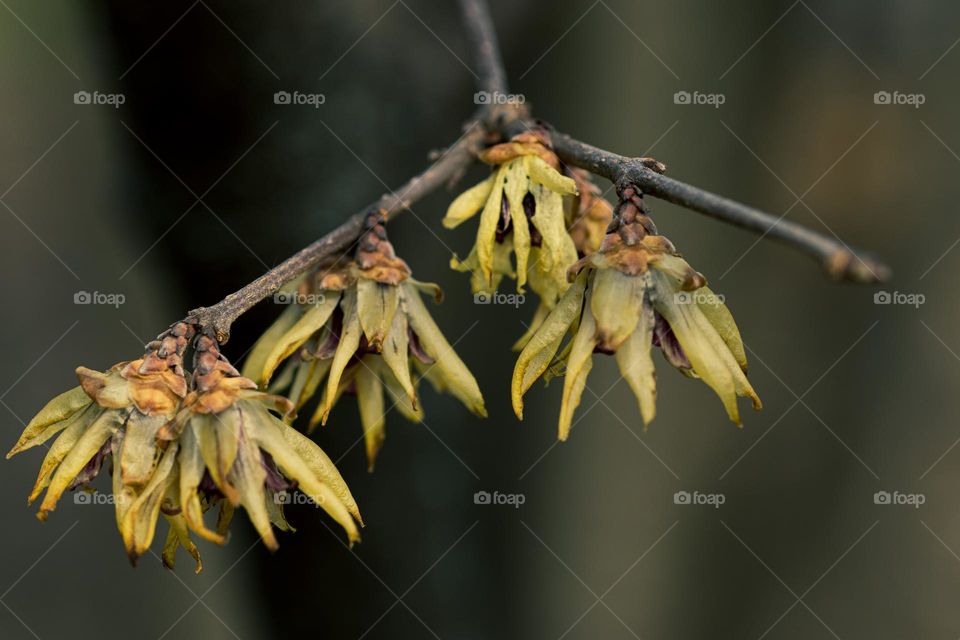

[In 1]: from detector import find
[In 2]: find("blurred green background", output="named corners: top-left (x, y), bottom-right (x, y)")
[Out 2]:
top-left (1, 1), bottom-right (957, 638)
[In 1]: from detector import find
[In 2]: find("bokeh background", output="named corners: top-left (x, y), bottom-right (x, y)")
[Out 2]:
top-left (1, 1), bottom-right (957, 638)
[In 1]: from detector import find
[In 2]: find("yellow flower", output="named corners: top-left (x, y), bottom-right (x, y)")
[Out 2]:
top-left (8, 322), bottom-right (361, 572)
top-left (443, 133), bottom-right (579, 302)
top-left (243, 214), bottom-right (485, 470)
top-left (512, 190), bottom-right (761, 439)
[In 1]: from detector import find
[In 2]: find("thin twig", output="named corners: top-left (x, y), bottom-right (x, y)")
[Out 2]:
top-left (188, 122), bottom-right (487, 342)
top-left (188, 0), bottom-right (888, 344)
top-left (458, 0), bottom-right (508, 97)
top-left (502, 120), bottom-right (891, 283)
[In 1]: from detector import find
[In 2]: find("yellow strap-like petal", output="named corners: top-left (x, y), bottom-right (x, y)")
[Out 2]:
top-left (526, 155), bottom-right (577, 195)
top-left (402, 283), bottom-right (486, 417)
top-left (8, 386), bottom-right (92, 457)
top-left (443, 174), bottom-right (495, 229)
top-left (355, 356), bottom-right (386, 472)
top-left (241, 302), bottom-right (302, 384)
top-left (356, 279), bottom-right (398, 351)
top-left (558, 299), bottom-right (598, 440)
top-left (511, 271), bottom-right (587, 419)
top-left (614, 301), bottom-right (657, 426)
top-left (320, 287), bottom-right (362, 425)
top-left (261, 291), bottom-right (340, 384)
top-left (38, 409), bottom-right (121, 519)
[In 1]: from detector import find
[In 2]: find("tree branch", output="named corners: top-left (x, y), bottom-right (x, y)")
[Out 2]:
top-left (188, 122), bottom-right (486, 342)
top-left (458, 0), bottom-right (508, 97)
top-left (188, 0), bottom-right (888, 345)
top-left (503, 121), bottom-right (891, 283)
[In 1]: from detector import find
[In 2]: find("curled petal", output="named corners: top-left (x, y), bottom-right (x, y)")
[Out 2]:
top-left (8, 388), bottom-right (93, 457)
top-left (512, 271), bottom-right (587, 419)
top-left (558, 300), bottom-right (598, 441)
top-left (443, 175), bottom-right (495, 229)
top-left (37, 409), bottom-right (122, 520)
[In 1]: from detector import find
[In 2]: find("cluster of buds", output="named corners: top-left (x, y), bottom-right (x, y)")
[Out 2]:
top-left (8, 319), bottom-right (361, 572)
top-left (243, 211), bottom-right (485, 470)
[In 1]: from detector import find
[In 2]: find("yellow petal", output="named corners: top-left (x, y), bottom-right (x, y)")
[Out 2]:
top-left (192, 411), bottom-right (240, 505)
top-left (319, 287), bottom-right (361, 424)
top-left (28, 407), bottom-right (103, 504)
top-left (505, 162), bottom-right (530, 291)
top-left (614, 302), bottom-right (657, 426)
top-left (381, 366), bottom-right (423, 423)
top-left (162, 512), bottom-right (203, 573)
top-left (526, 155), bottom-right (577, 195)
top-left (120, 411), bottom-right (168, 487)
top-left (8, 386), bottom-right (92, 457)
top-left (356, 279), bottom-right (398, 351)
top-left (289, 358), bottom-right (331, 412)
top-left (558, 301), bottom-right (598, 441)
top-left (590, 269), bottom-right (647, 352)
top-left (475, 165), bottom-right (508, 286)
top-left (355, 356), bottom-right (386, 472)
top-left (261, 291), bottom-right (340, 385)
top-left (252, 411), bottom-right (362, 543)
top-left (529, 187), bottom-right (577, 300)
top-left (241, 277), bottom-right (306, 383)
top-left (177, 423), bottom-right (226, 544)
top-left (443, 174), bottom-right (495, 229)
top-left (121, 441), bottom-right (179, 562)
top-left (512, 301), bottom-right (550, 352)
top-left (696, 287), bottom-right (748, 373)
top-left (381, 308), bottom-right (416, 405)
top-left (652, 273), bottom-right (760, 425)
top-left (402, 283), bottom-right (486, 417)
top-left (37, 409), bottom-right (121, 519)
top-left (226, 409), bottom-right (276, 550)
top-left (511, 271), bottom-right (587, 419)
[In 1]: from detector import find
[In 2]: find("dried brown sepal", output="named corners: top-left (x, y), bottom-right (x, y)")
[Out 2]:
top-left (354, 210), bottom-right (411, 285)
top-left (478, 131), bottom-right (560, 169)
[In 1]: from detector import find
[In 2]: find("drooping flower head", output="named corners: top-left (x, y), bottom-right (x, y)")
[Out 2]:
top-left (443, 132), bottom-right (579, 305)
top-left (8, 320), bottom-right (362, 572)
top-left (243, 211), bottom-right (486, 470)
top-left (512, 186), bottom-right (762, 439)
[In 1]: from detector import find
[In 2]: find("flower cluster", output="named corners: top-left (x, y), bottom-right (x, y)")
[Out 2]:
top-left (243, 212), bottom-right (485, 470)
top-left (8, 321), bottom-right (361, 572)
top-left (510, 186), bottom-right (761, 438)
top-left (444, 132), bottom-right (579, 312)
